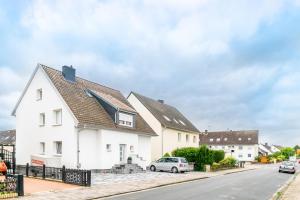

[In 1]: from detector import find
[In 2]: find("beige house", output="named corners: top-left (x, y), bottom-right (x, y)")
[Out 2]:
top-left (128, 92), bottom-right (200, 161)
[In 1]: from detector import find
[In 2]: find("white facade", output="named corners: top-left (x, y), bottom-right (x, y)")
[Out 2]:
top-left (209, 144), bottom-right (259, 162)
top-left (128, 93), bottom-right (199, 161)
top-left (14, 66), bottom-right (152, 170)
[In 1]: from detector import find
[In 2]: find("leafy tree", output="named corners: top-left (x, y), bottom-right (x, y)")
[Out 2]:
top-left (294, 145), bottom-right (300, 151)
top-left (280, 147), bottom-right (295, 159)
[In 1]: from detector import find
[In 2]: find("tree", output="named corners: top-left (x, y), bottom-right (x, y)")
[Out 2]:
top-left (294, 145), bottom-right (300, 151)
top-left (280, 147), bottom-right (295, 159)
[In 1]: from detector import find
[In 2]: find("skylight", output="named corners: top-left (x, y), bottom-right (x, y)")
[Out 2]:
top-left (163, 115), bottom-right (171, 121)
top-left (179, 120), bottom-right (186, 126)
top-left (173, 118), bottom-right (179, 124)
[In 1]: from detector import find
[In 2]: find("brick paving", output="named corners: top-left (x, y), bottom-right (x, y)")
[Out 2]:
top-left (19, 165), bottom-right (260, 200)
top-left (279, 173), bottom-right (300, 200)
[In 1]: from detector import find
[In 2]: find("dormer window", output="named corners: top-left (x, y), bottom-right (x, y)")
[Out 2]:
top-left (36, 89), bottom-right (42, 100)
top-left (118, 112), bottom-right (134, 128)
top-left (179, 120), bottom-right (186, 126)
top-left (173, 118), bottom-right (179, 124)
top-left (163, 115), bottom-right (171, 121)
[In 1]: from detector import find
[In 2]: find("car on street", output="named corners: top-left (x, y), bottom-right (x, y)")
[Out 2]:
top-left (149, 157), bottom-right (189, 173)
top-left (279, 161), bottom-right (296, 174)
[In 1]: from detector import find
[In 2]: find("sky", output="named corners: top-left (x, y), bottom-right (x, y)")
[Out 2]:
top-left (0, 0), bottom-right (300, 146)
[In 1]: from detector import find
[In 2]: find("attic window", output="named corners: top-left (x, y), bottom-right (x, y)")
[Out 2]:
top-left (224, 138), bottom-right (228, 141)
top-left (248, 138), bottom-right (252, 141)
top-left (209, 138), bottom-right (214, 142)
top-left (238, 138), bottom-right (242, 141)
top-left (118, 112), bottom-right (134, 127)
top-left (36, 89), bottom-right (42, 100)
top-left (163, 115), bottom-right (171, 121)
top-left (173, 118), bottom-right (179, 124)
top-left (179, 120), bottom-right (186, 126)
top-left (216, 138), bottom-right (220, 142)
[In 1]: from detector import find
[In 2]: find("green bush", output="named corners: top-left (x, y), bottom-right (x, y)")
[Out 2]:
top-left (280, 147), bottom-right (295, 160)
top-left (219, 157), bottom-right (237, 168)
top-left (172, 147), bottom-right (198, 162)
top-left (195, 145), bottom-right (214, 171)
top-left (211, 162), bottom-right (221, 171)
top-left (212, 150), bottom-right (225, 163)
top-left (277, 155), bottom-right (285, 162)
top-left (163, 152), bottom-right (170, 157)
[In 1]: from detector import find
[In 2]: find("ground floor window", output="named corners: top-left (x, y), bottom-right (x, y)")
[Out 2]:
top-left (40, 142), bottom-right (45, 154)
top-left (106, 144), bottom-right (112, 152)
top-left (248, 154), bottom-right (252, 158)
top-left (54, 141), bottom-right (62, 155)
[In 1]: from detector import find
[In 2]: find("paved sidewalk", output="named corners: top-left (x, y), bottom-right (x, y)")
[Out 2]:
top-left (279, 173), bottom-right (300, 200)
top-left (19, 165), bottom-right (260, 200)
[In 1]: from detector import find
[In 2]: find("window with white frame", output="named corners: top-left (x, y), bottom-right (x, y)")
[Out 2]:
top-left (224, 138), bottom-right (228, 141)
top-left (53, 109), bottom-right (62, 125)
top-left (209, 138), bottom-right (214, 142)
top-left (193, 136), bottom-right (196, 143)
top-left (248, 146), bottom-right (252, 150)
top-left (54, 141), bottom-right (62, 155)
top-left (239, 146), bottom-right (243, 150)
top-left (39, 113), bottom-right (45, 126)
top-left (106, 144), bottom-right (112, 152)
top-left (36, 89), bottom-right (42, 100)
top-left (118, 112), bottom-right (134, 127)
top-left (40, 142), bottom-right (45, 154)
top-left (248, 138), bottom-right (252, 141)
top-left (186, 134), bottom-right (189, 143)
top-left (178, 133), bottom-right (181, 142)
top-left (238, 138), bottom-right (242, 141)
top-left (248, 154), bottom-right (252, 158)
top-left (238, 154), bottom-right (243, 158)
top-left (216, 138), bottom-right (220, 142)
top-left (130, 145), bottom-right (134, 152)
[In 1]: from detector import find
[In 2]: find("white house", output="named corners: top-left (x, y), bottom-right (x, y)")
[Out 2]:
top-left (259, 143), bottom-right (281, 156)
top-left (12, 64), bottom-right (156, 170)
top-left (199, 130), bottom-right (259, 162)
top-left (127, 92), bottom-right (200, 161)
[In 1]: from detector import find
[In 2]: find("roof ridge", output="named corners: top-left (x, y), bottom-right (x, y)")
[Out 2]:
top-left (40, 63), bottom-right (121, 93)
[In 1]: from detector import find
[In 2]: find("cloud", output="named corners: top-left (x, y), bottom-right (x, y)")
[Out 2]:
top-left (0, 0), bottom-right (300, 146)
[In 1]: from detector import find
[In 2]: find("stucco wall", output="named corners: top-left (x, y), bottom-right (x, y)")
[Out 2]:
top-left (210, 144), bottom-right (259, 162)
top-left (15, 67), bottom-right (77, 168)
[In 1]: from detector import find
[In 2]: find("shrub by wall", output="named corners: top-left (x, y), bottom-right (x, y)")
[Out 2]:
top-left (212, 150), bottom-right (225, 163)
top-left (171, 147), bottom-right (198, 163)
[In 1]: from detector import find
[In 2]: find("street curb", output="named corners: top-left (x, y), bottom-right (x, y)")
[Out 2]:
top-left (88, 168), bottom-right (257, 200)
top-left (270, 172), bottom-right (299, 200)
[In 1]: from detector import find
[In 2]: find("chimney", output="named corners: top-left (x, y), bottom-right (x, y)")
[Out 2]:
top-left (265, 142), bottom-right (268, 146)
top-left (157, 99), bottom-right (164, 104)
top-left (62, 65), bottom-right (76, 82)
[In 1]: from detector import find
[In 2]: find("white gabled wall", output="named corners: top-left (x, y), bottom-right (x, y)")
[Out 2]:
top-left (15, 67), bottom-right (77, 168)
top-left (127, 93), bottom-right (162, 160)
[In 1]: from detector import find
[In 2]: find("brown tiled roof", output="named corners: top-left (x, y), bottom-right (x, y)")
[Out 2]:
top-left (41, 65), bottom-right (156, 136)
top-left (131, 92), bottom-right (200, 133)
top-left (0, 130), bottom-right (15, 145)
top-left (199, 130), bottom-right (258, 145)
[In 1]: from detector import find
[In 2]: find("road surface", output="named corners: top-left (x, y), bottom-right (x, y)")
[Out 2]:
top-left (102, 164), bottom-right (295, 200)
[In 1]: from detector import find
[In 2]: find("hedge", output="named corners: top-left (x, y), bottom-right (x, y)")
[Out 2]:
top-left (212, 150), bottom-right (225, 163)
top-left (171, 147), bottom-right (198, 162)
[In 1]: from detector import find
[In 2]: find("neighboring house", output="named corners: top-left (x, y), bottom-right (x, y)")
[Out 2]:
top-left (199, 130), bottom-right (259, 162)
top-left (259, 143), bottom-right (273, 156)
top-left (271, 145), bottom-right (282, 153)
top-left (12, 64), bottom-right (156, 170)
top-left (0, 130), bottom-right (16, 152)
top-left (127, 92), bottom-right (200, 161)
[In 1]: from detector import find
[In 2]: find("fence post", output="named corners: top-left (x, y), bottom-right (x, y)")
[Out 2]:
top-left (87, 170), bottom-right (91, 187)
top-left (42, 164), bottom-right (46, 179)
top-left (62, 165), bottom-right (66, 182)
top-left (12, 145), bottom-right (16, 174)
top-left (26, 163), bottom-right (29, 177)
top-left (17, 174), bottom-right (24, 196)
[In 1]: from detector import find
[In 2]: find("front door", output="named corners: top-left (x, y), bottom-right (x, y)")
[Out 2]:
top-left (119, 144), bottom-right (126, 163)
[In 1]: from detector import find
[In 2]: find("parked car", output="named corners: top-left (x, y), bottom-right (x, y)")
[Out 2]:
top-left (149, 157), bottom-right (189, 173)
top-left (279, 161), bottom-right (296, 174)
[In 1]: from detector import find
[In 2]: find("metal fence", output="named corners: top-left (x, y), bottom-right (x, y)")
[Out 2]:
top-left (0, 145), bottom-right (16, 174)
top-left (0, 174), bottom-right (24, 199)
top-left (16, 164), bottom-right (91, 186)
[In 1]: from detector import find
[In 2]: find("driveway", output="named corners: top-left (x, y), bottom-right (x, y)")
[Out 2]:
top-left (102, 164), bottom-right (294, 200)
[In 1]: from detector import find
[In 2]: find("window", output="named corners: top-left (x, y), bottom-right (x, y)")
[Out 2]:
top-left (238, 138), bottom-right (242, 141)
top-left (39, 113), bottom-right (45, 126)
top-left (248, 146), bottom-right (252, 150)
top-left (106, 144), bottom-right (111, 152)
top-left (40, 142), bottom-right (45, 154)
top-left (216, 138), bottom-right (220, 142)
top-left (239, 146), bottom-right (243, 150)
top-left (193, 136), bottom-right (196, 143)
top-left (178, 133), bottom-right (181, 142)
top-left (36, 89), bottom-right (42, 100)
top-left (222, 146), bottom-right (225, 150)
top-left (238, 154), bottom-right (243, 158)
top-left (209, 138), bottom-right (214, 142)
top-left (53, 109), bottom-right (62, 125)
top-left (248, 154), bottom-right (252, 158)
top-left (119, 112), bottom-right (134, 127)
top-left (163, 115), bottom-right (171, 121)
top-left (54, 141), bottom-right (62, 155)
top-left (130, 145), bottom-right (134, 152)
top-left (248, 138), bottom-right (252, 141)
top-left (224, 138), bottom-right (228, 141)
top-left (186, 134), bottom-right (189, 143)
top-left (173, 118), bottom-right (179, 124)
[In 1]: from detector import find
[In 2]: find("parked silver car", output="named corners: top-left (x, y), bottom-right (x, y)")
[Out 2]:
top-left (149, 157), bottom-right (189, 173)
top-left (279, 161), bottom-right (296, 174)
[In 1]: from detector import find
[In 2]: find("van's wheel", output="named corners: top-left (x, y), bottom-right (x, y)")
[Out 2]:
top-left (150, 165), bottom-right (156, 172)
top-left (172, 167), bottom-right (178, 173)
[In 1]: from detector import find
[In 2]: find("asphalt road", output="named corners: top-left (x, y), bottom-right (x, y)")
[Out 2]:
top-left (102, 164), bottom-right (295, 200)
